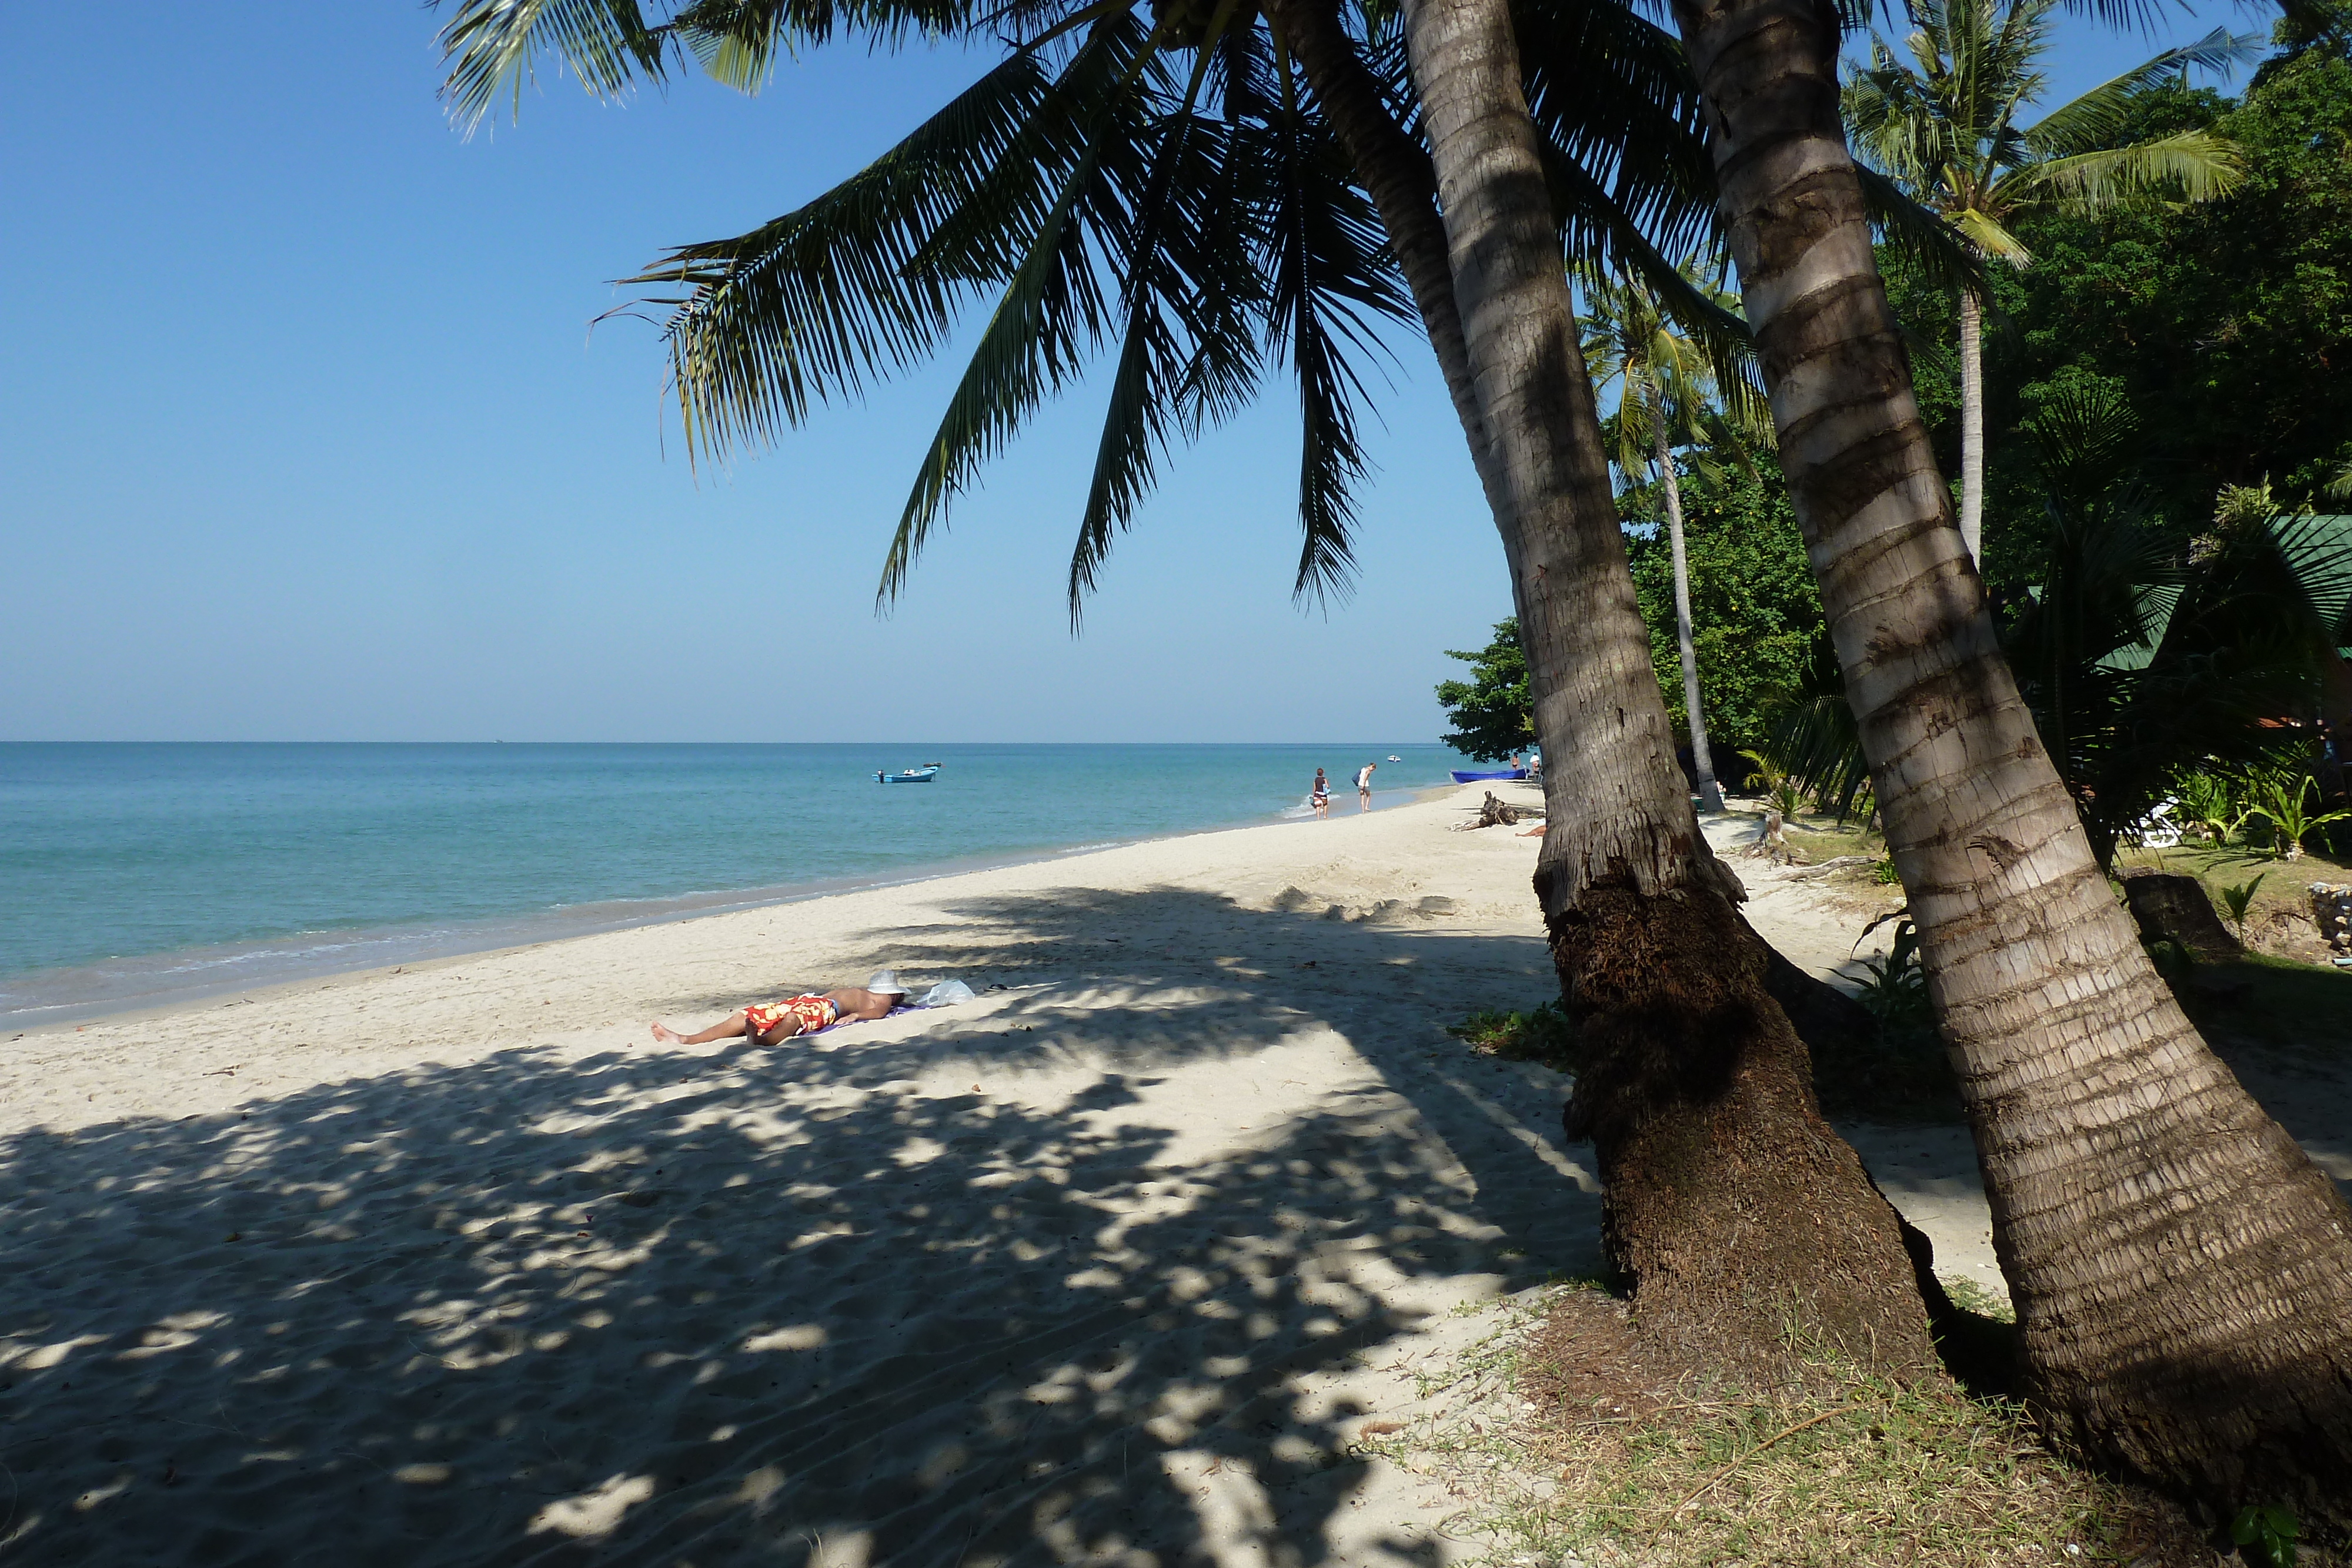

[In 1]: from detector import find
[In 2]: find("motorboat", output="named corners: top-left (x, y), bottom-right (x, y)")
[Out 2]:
top-left (876, 764), bottom-right (941, 784)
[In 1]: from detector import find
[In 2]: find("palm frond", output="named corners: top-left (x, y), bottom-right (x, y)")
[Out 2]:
top-left (630, 44), bottom-right (1080, 473)
top-left (1852, 163), bottom-right (1993, 299)
top-left (2267, 513), bottom-right (2352, 644)
top-left (1262, 52), bottom-right (1408, 607)
top-left (436, 0), bottom-right (670, 130)
top-left (1067, 5), bottom-right (1248, 624)
top-left (881, 138), bottom-right (1116, 607)
top-left (2049, 0), bottom-right (2183, 34)
top-left (2018, 130), bottom-right (2247, 209)
top-left (1949, 203), bottom-right (2032, 263)
top-left (1768, 676), bottom-right (1875, 821)
top-left (2020, 28), bottom-right (2261, 158)
top-left (1524, 0), bottom-right (1723, 269)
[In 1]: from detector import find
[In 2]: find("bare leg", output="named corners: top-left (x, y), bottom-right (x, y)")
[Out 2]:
top-left (651, 1009), bottom-right (753, 1047)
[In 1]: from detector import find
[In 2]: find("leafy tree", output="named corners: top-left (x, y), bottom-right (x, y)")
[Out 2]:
top-left (1843, 0), bottom-right (2253, 562)
top-left (1883, 46), bottom-right (2352, 590)
top-left (1619, 450), bottom-right (1822, 761)
top-left (1580, 260), bottom-right (1759, 808)
top-left (1435, 618), bottom-right (1532, 760)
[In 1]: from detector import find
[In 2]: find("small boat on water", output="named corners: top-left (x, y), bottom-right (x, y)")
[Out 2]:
top-left (1449, 768), bottom-right (1529, 784)
top-left (876, 764), bottom-right (942, 784)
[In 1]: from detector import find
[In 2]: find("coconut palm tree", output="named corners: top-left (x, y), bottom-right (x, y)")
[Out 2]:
top-left (1579, 259), bottom-right (1762, 811)
top-left (434, 0), bottom-right (1952, 1374)
top-left (1669, 0), bottom-right (2352, 1524)
top-left (1842, 0), bottom-right (2253, 566)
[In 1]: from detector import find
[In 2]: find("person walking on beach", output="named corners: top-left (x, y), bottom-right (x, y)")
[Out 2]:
top-left (650, 970), bottom-right (909, 1047)
top-left (1355, 760), bottom-right (1377, 812)
top-left (1311, 768), bottom-right (1331, 818)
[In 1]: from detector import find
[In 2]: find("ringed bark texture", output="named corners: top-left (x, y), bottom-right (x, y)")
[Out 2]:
top-left (1671, 0), bottom-right (2352, 1523)
top-left (1396, 0), bottom-right (1939, 1378)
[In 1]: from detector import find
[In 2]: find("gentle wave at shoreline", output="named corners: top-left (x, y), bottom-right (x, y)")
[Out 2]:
top-left (1, 742), bottom-right (1475, 1027)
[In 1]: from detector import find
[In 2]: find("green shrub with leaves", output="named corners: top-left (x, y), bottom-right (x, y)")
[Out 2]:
top-left (2172, 770), bottom-right (2249, 844)
top-left (1447, 1002), bottom-right (1581, 1073)
top-left (1853, 912), bottom-right (1934, 1042)
top-left (2231, 1502), bottom-right (2300, 1568)
top-left (2217, 872), bottom-right (2267, 937)
top-left (1435, 620), bottom-right (1534, 762)
top-left (1738, 748), bottom-right (1809, 818)
top-left (2250, 771), bottom-right (2351, 861)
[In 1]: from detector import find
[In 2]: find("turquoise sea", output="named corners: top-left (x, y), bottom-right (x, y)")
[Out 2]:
top-left (0, 743), bottom-right (1475, 1027)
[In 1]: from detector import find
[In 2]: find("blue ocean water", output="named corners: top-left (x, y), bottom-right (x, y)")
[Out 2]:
top-left (0, 743), bottom-right (1474, 1025)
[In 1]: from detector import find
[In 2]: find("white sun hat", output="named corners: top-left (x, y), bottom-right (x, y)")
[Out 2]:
top-left (866, 969), bottom-right (909, 995)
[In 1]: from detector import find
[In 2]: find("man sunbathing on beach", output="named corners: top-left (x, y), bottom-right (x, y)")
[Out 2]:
top-left (650, 969), bottom-right (909, 1047)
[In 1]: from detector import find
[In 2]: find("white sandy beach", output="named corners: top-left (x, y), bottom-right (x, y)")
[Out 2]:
top-left (5, 783), bottom-right (2344, 1567)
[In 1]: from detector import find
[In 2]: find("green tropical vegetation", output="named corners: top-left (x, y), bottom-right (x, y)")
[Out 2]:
top-left (433, 0), bottom-right (2352, 1542)
top-left (1733, 15), bottom-right (2352, 878)
top-left (1434, 618), bottom-right (1533, 761)
top-left (1578, 259), bottom-right (1760, 808)
top-left (1619, 452), bottom-right (1822, 767)
top-left (1879, 31), bottom-right (2352, 593)
top-left (1843, 0), bottom-right (2255, 563)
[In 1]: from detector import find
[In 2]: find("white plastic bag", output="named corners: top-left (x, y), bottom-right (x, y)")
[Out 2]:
top-left (918, 979), bottom-right (977, 1008)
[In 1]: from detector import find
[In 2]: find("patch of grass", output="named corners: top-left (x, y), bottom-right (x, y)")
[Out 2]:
top-left (2120, 839), bottom-right (2352, 959)
top-left (1448, 1002), bottom-right (1582, 1074)
top-left (1782, 822), bottom-right (1880, 866)
top-left (2177, 951), bottom-right (2352, 1064)
top-left (1368, 1288), bottom-right (2210, 1568)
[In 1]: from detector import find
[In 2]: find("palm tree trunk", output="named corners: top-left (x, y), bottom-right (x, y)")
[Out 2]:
top-left (1959, 288), bottom-right (1984, 566)
top-left (1670, 0), bottom-right (2352, 1523)
top-left (1649, 387), bottom-right (1723, 811)
top-left (1384, 0), bottom-right (1940, 1378)
top-left (1261, 0), bottom-right (1888, 1095)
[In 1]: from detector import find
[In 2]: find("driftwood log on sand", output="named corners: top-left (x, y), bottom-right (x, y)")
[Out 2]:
top-left (1473, 791), bottom-right (1542, 828)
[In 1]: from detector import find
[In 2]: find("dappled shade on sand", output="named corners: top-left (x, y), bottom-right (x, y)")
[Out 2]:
top-left (2, 887), bottom-right (1594, 1568)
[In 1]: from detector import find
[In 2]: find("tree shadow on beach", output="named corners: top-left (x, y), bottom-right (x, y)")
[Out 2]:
top-left (0, 888), bottom-right (1588, 1568)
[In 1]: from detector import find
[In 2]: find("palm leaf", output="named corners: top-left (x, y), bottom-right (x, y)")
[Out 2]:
top-left (630, 45), bottom-right (1080, 463)
top-left (1852, 163), bottom-right (1993, 300)
top-left (2019, 29), bottom-right (2262, 159)
top-left (1262, 50), bottom-right (1409, 607)
top-left (1067, 3), bottom-right (1248, 622)
top-left (436, 0), bottom-right (670, 129)
top-left (2267, 513), bottom-right (2352, 644)
top-left (883, 135), bottom-right (1118, 605)
top-left (2018, 131), bottom-right (2247, 210)
top-left (1768, 687), bottom-right (1874, 822)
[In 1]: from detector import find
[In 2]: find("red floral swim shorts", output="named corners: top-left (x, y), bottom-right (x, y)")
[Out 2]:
top-left (743, 995), bottom-right (838, 1038)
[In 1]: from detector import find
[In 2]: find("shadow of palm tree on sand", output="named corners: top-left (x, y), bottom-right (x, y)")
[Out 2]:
top-left (2, 886), bottom-right (1591, 1567)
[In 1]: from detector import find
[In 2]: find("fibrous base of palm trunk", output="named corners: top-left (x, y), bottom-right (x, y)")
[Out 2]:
top-left (1549, 875), bottom-right (1943, 1384)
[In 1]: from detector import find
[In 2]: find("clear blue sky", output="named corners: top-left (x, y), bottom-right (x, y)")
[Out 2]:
top-left (0, 2), bottom-right (2248, 743)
